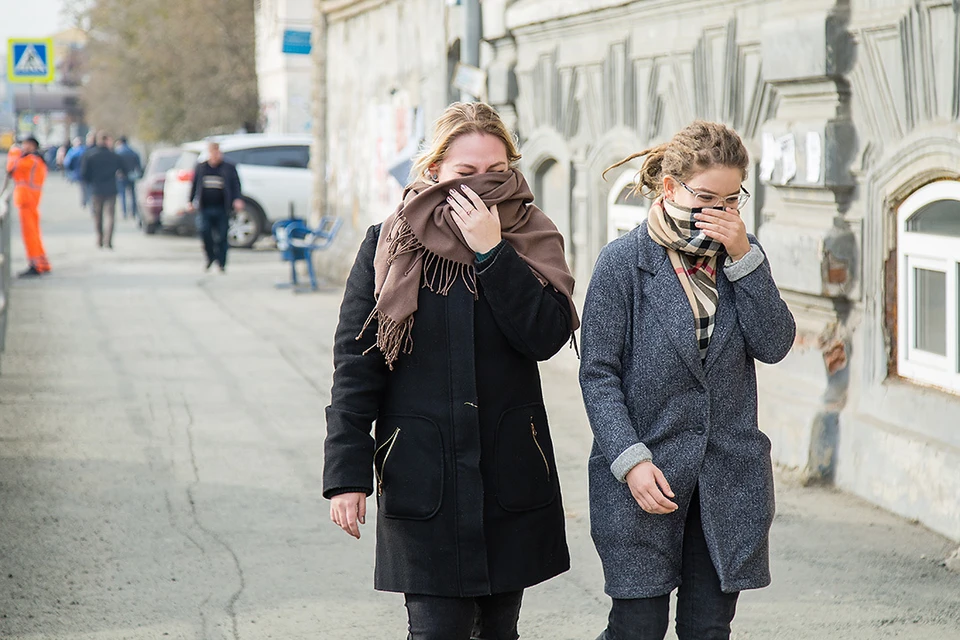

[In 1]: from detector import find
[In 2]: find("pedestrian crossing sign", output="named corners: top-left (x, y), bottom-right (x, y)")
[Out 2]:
top-left (7, 38), bottom-right (55, 84)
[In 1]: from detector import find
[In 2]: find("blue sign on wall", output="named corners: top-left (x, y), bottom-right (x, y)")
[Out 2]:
top-left (282, 30), bottom-right (312, 55)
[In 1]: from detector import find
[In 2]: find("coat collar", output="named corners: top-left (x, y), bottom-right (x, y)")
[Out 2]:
top-left (635, 222), bottom-right (666, 274)
top-left (634, 223), bottom-right (736, 380)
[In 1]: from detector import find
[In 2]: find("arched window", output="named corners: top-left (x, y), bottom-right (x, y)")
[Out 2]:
top-left (897, 181), bottom-right (960, 393)
top-left (606, 170), bottom-right (652, 242)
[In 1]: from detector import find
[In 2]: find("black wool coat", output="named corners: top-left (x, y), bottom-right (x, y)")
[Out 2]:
top-left (323, 224), bottom-right (572, 597)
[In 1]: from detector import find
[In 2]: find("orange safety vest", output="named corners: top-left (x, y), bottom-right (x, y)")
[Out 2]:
top-left (5, 144), bottom-right (22, 172)
top-left (8, 150), bottom-right (47, 207)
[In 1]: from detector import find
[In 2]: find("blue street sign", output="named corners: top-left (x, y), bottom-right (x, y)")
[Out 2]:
top-left (7, 39), bottom-right (55, 84)
top-left (282, 30), bottom-right (312, 55)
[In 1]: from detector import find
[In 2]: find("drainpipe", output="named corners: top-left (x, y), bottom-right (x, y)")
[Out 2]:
top-left (311, 0), bottom-right (327, 226)
top-left (461, 0), bottom-right (481, 103)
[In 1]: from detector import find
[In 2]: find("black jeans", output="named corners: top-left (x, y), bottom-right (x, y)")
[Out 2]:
top-left (598, 488), bottom-right (740, 640)
top-left (405, 591), bottom-right (523, 640)
top-left (199, 208), bottom-right (230, 268)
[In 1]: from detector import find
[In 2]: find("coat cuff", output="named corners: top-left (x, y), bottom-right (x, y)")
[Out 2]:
top-left (611, 443), bottom-right (653, 483)
top-left (723, 243), bottom-right (764, 282)
top-left (325, 486), bottom-right (371, 499)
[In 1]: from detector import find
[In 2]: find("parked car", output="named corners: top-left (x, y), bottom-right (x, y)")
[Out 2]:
top-left (160, 134), bottom-right (312, 248)
top-left (136, 147), bottom-right (182, 234)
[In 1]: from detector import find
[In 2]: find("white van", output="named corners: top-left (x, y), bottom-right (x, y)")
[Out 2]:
top-left (160, 134), bottom-right (313, 248)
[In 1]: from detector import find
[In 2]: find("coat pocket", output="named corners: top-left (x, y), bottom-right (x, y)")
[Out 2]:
top-left (374, 415), bottom-right (444, 520)
top-left (495, 403), bottom-right (558, 512)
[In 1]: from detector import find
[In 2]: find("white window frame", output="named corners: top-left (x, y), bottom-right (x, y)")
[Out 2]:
top-left (897, 181), bottom-right (960, 394)
top-left (607, 170), bottom-right (648, 243)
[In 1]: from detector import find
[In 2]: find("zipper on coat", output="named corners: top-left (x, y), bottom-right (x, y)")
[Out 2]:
top-left (375, 428), bottom-right (400, 496)
top-left (530, 417), bottom-right (550, 481)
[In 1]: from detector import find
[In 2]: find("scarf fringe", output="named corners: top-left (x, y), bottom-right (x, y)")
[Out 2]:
top-left (422, 250), bottom-right (477, 298)
top-left (388, 212), bottom-right (478, 299)
top-left (358, 307), bottom-right (415, 371)
top-left (385, 214), bottom-right (425, 265)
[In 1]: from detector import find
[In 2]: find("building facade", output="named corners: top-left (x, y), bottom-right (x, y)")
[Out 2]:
top-left (314, 0), bottom-right (960, 544)
top-left (313, 0), bottom-right (464, 277)
top-left (256, 0), bottom-right (316, 135)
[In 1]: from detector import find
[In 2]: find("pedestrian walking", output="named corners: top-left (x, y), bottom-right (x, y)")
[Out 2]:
top-left (187, 142), bottom-right (242, 272)
top-left (2, 137), bottom-right (51, 277)
top-left (323, 102), bottom-right (579, 640)
top-left (114, 136), bottom-right (142, 221)
top-left (56, 141), bottom-right (69, 171)
top-left (81, 132), bottom-right (125, 249)
top-left (579, 121), bottom-right (796, 640)
top-left (63, 135), bottom-right (90, 207)
top-left (42, 144), bottom-right (59, 170)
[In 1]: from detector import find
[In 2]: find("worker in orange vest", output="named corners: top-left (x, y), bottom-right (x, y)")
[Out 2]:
top-left (3, 137), bottom-right (51, 277)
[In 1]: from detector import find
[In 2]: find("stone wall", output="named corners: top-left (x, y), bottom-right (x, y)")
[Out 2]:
top-left (489, 0), bottom-right (960, 541)
top-left (312, 0), bottom-right (960, 541)
top-left (314, 0), bottom-right (456, 282)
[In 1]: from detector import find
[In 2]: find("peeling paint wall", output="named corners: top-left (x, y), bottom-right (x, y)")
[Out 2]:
top-left (316, 0), bottom-right (453, 281)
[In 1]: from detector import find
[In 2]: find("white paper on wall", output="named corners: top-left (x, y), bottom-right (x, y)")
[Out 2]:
top-left (806, 131), bottom-right (822, 183)
top-left (760, 132), bottom-right (777, 181)
top-left (778, 134), bottom-right (797, 183)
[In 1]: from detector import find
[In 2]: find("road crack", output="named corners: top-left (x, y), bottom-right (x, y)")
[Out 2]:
top-left (181, 396), bottom-right (247, 640)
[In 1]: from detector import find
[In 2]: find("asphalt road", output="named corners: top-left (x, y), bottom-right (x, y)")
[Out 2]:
top-left (0, 172), bottom-right (958, 639)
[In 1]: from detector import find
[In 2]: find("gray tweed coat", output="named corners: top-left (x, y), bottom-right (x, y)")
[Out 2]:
top-left (579, 223), bottom-right (796, 599)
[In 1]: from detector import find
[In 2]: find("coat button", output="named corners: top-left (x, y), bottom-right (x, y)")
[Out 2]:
top-left (696, 428), bottom-right (706, 435)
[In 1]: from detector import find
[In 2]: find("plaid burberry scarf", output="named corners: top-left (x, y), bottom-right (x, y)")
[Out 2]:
top-left (647, 199), bottom-right (723, 361)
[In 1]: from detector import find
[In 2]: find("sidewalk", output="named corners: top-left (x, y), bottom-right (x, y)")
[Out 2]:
top-left (0, 175), bottom-right (957, 639)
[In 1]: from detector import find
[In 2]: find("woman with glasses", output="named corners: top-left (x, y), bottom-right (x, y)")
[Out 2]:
top-left (579, 120), bottom-right (795, 640)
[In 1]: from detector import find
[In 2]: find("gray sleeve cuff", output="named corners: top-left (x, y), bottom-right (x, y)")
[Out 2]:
top-left (723, 243), bottom-right (764, 281)
top-left (611, 443), bottom-right (653, 483)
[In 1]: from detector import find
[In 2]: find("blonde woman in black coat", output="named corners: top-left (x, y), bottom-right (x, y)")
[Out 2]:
top-left (323, 102), bottom-right (578, 640)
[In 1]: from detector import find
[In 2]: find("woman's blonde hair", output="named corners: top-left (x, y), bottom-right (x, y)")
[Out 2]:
top-left (411, 102), bottom-right (521, 181)
top-left (603, 120), bottom-right (749, 199)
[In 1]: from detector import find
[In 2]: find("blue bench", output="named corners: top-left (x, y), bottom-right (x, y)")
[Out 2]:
top-left (272, 216), bottom-right (343, 290)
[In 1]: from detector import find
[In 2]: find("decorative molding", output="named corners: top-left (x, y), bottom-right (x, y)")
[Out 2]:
top-left (515, 22), bottom-right (772, 149)
top-left (853, 1), bottom-right (960, 157)
top-left (322, 0), bottom-right (392, 22)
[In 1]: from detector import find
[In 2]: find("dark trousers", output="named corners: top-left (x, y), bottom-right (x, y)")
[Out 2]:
top-left (598, 488), bottom-right (740, 640)
top-left (199, 208), bottom-right (229, 268)
top-left (91, 194), bottom-right (116, 248)
top-left (405, 591), bottom-right (523, 640)
top-left (117, 178), bottom-right (137, 219)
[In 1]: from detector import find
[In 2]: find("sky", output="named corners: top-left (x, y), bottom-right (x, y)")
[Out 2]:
top-left (1, 0), bottom-right (71, 56)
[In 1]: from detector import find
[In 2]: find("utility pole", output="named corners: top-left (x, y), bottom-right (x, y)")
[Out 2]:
top-left (461, 0), bottom-right (481, 102)
top-left (311, 0), bottom-right (327, 227)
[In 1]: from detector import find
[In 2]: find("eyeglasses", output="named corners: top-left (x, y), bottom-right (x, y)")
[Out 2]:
top-left (678, 179), bottom-right (751, 210)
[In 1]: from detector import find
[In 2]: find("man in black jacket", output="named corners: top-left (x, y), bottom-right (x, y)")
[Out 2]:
top-left (81, 132), bottom-right (125, 249)
top-left (188, 142), bottom-right (243, 272)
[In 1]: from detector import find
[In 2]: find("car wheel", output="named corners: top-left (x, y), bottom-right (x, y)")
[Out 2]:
top-left (229, 201), bottom-right (264, 249)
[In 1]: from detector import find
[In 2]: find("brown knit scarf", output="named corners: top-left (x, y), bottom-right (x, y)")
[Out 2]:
top-left (361, 169), bottom-right (579, 369)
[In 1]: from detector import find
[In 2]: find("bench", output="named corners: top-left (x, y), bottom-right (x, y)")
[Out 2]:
top-left (272, 216), bottom-right (343, 291)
